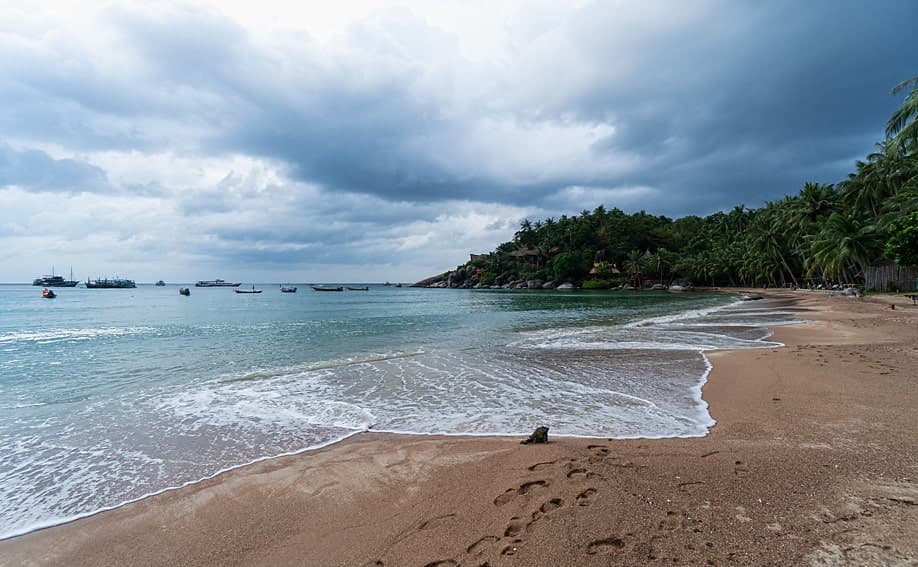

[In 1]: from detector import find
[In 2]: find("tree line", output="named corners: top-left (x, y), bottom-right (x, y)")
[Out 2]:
top-left (468, 78), bottom-right (918, 290)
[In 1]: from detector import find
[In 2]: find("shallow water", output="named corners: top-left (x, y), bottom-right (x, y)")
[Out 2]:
top-left (0, 284), bottom-right (796, 538)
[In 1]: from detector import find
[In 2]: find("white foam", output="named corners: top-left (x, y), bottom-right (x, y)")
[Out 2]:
top-left (0, 431), bottom-right (362, 541)
top-left (0, 327), bottom-right (154, 344)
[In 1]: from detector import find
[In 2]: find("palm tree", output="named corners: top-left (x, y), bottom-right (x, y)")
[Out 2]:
top-left (886, 76), bottom-right (918, 150)
top-left (625, 249), bottom-right (643, 287)
top-left (808, 212), bottom-right (884, 283)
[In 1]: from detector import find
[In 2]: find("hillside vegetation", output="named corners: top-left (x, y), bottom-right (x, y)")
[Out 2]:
top-left (419, 78), bottom-right (918, 291)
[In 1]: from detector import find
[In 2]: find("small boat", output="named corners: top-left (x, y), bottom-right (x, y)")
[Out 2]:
top-left (155, 280), bottom-right (166, 286)
top-left (235, 285), bottom-right (262, 294)
top-left (42, 288), bottom-right (56, 298)
top-left (280, 285), bottom-right (297, 293)
top-left (178, 287), bottom-right (191, 296)
top-left (346, 286), bottom-right (369, 291)
top-left (394, 283), bottom-right (402, 288)
top-left (311, 286), bottom-right (344, 292)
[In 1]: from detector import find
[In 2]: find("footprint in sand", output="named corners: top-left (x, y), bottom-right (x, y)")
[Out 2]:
top-left (659, 510), bottom-right (690, 531)
top-left (566, 467), bottom-right (589, 479)
top-left (503, 517), bottom-right (527, 538)
top-left (734, 460), bottom-right (750, 476)
top-left (418, 513), bottom-right (456, 531)
top-left (587, 536), bottom-right (626, 555)
top-left (587, 444), bottom-right (610, 456)
top-left (423, 561), bottom-right (457, 567)
top-left (527, 460), bottom-right (557, 472)
top-left (500, 540), bottom-right (524, 556)
top-left (540, 498), bottom-right (563, 513)
top-left (576, 488), bottom-right (598, 506)
top-left (530, 498), bottom-right (564, 525)
top-left (493, 479), bottom-right (551, 505)
top-left (494, 489), bottom-right (516, 506)
top-left (519, 480), bottom-right (549, 494)
top-left (466, 535), bottom-right (499, 555)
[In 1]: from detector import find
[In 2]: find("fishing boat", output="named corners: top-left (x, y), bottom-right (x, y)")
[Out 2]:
top-left (178, 287), bottom-right (191, 296)
top-left (155, 280), bottom-right (166, 286)
top-left (346, 286), bottom-right (369, 291)
top-left (235, 285), bottom-right (262, 294)
top-left (86, 277), bottom-right (136, 289)
top-left (280, 285), bottom-right (297, 293)
top-left (195, 279), bottom-right (241, 287)
top-left (311, 286), bottom-right (344, 292)
top-left (41, 288), bottom-right (56, 298)
top-left (32, 267), bottom-right (79, 287)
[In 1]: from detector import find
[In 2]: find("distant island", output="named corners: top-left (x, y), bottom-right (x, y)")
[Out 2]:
top-left (416, 78), bottom-right (918, 293)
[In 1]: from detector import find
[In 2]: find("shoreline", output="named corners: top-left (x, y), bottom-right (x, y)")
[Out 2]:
top-left (2, 291), bottom-right (916, 565)
top-left (0, 291), bottom-right (745, 542)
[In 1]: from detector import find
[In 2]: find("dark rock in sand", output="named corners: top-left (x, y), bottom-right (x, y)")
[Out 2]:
top-left (521, 426), bottom-right (549, 445)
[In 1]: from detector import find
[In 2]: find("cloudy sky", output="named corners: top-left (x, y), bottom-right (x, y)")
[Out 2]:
top-left (1, 0), bottom-right (916, 283)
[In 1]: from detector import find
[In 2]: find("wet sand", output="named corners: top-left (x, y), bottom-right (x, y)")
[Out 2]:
top-left (1, 291), bottom-right (916, 566)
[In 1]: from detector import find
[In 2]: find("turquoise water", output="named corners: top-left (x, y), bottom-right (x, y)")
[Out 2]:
top-left (0, 284), bottom-right (794, 538)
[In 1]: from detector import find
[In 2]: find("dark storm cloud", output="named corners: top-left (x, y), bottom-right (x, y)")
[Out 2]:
top-left (556, 0), bottom-right (918, 214)
top-left (6, 1), bottom-right (915, 212)
top-left (0, 144), bottom-right (110, 193)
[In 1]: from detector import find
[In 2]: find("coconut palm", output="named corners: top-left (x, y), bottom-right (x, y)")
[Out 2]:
top-left (808, 212), bottom-right (884, 282)
top-left (886, 76), bottom-right (918, 150)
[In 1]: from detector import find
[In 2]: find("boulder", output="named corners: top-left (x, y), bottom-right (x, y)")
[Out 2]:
top-left (556, 282), bottom-right (577, 290)
top-left (542, 281), bottom-right (557, 289)
top-left (411, 273), bottom-right (449, 287)
top-left (526, 279), bottom-right (544, 289)
top-left (521, 426), bottom-right (549, 445)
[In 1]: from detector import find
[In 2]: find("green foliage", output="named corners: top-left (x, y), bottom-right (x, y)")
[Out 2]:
top-left (469, 258), bottom-right (488, 269)
top-left (479, 271), bottom-right (497, 285)
top-left (582, 279), bottom-right (614, 289)
top-left (885, 211), bottom-right (918, 266)
top-left (552, 251), bottom-right (589, 282)
top-left (459, 77), bottom-right (917, 290)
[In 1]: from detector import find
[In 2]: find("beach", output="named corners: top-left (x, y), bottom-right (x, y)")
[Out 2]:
top-left (1, 291), bottom-right (916, 566)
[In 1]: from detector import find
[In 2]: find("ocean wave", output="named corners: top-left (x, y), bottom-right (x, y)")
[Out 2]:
top-left (220, 351), bottom-right (426, 383)
top-left (0, 327), bottom-right (155, 344)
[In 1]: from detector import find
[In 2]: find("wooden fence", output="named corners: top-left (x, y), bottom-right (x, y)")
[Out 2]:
top-left (865, 262), bottom-right (918, 291)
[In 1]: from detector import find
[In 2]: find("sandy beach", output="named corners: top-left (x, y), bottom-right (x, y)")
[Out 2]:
top-left (2, 291), bottom-right (916, 566)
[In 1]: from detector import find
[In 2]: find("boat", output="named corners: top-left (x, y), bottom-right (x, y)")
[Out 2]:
top-left (41, 288), bottom-right (56, 298)
top-left (395, 283), bottom-right (402, 288)
top-left (32, 267), bottom-right (79, 287)
top-left (195, 279), bottom-right (241, 287)
top-left (384, 281), bottom-right (391, 287)
top-left (235, 285), bottom-right (262, 294)
top-left (280, 285), bottom-right (297, 293)
top-left (155, 280), bottom-right (166, 286)
top-left (311, 286), bottom-right (344, 292)
top-left (178, 287), bottom-right (190, 296)
top-left (86, 277), bottom-right (136, 289)
top-left (346, 286), bottom-right (369, 291)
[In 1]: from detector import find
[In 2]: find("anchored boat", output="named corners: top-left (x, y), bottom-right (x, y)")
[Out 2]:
top-left (86, 277), bottom-right (136, 289)
top-left (195, 279), bottom-right (241, 287)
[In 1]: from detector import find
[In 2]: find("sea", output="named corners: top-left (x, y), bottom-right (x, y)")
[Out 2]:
top-left (0, 283), bottom-right (800, 539)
